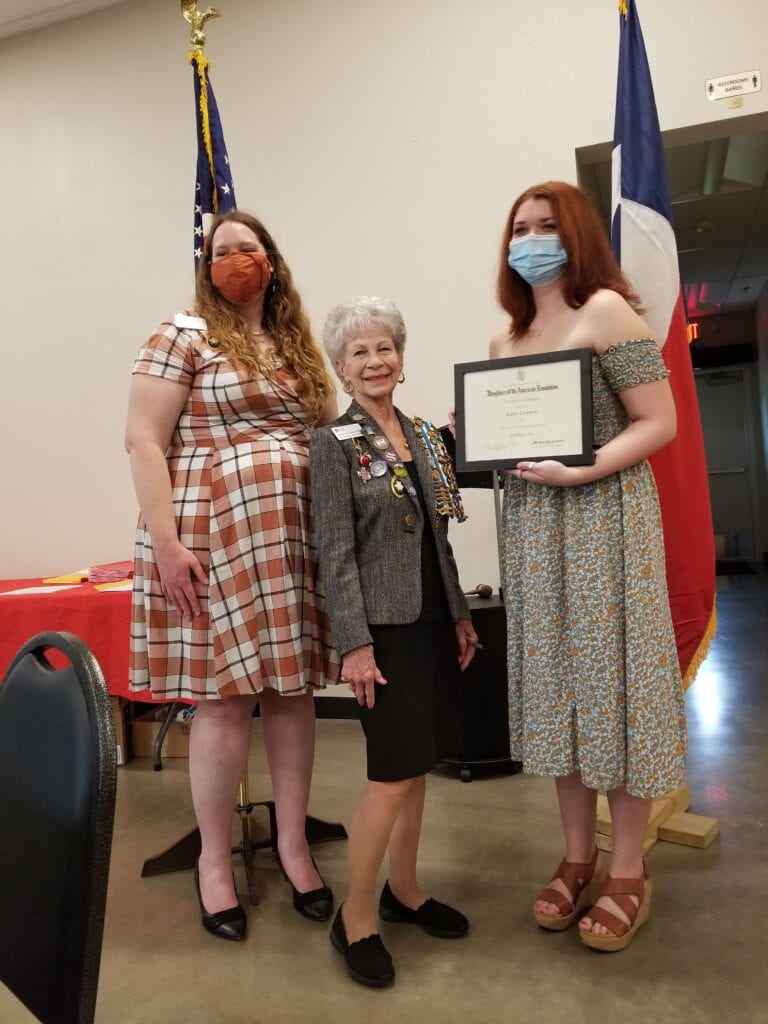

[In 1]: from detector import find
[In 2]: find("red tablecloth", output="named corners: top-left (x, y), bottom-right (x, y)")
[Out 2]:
top-left (0, 579), bottom-right (153, 700)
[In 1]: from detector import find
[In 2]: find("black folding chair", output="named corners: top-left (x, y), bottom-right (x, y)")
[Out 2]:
top-left (0, 632), bottom-right (117, 1024)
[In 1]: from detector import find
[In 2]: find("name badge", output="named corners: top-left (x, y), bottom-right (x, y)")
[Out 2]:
top-left (173, 313), bottom-right (208, 331)
top-left (331, 423), bottom-right (364, 440)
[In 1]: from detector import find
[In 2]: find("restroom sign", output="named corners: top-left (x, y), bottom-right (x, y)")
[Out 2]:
top-left (706, 70), bottom-right (761, 101)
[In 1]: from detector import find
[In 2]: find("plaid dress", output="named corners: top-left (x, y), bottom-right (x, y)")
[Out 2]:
top-left (129, 314), bottom-right (339, 701)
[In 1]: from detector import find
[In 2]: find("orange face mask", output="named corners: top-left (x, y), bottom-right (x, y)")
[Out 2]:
top-left (210, 251), bottom-right (273, 304)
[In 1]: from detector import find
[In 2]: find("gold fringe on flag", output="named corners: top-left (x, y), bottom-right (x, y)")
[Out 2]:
top-left (682, 601), bottom-right (717, 691)
top-left (618, 0), bottom-right (629, 16)
top-left (189, 50), bottom-right (219, 214)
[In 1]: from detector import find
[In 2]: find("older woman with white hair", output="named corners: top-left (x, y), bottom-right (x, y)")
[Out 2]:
top-left (309, 296), bottom-right (478, 988)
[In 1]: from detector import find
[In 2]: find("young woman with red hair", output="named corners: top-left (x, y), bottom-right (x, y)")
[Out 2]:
top-left (491, 181), bottom-right (686, 951)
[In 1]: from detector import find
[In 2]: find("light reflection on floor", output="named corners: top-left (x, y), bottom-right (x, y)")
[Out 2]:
top-left (688, 662), bottom-right (724, 733)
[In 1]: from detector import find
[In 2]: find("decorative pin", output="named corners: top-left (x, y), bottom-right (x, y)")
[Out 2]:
top-left (359, 453), bottom-right (371, 468)
top-left (373, 436), bottom-right (389, 450)
top-left (390, 476), bottom-right (406, 498)
top-left (370, 460), bottom-right (388, 477)
top-left (394, 465), bottom-right (408, 479)
top-left (351, 413), bottom-right (364, 421)
top-left (384, 451), bottom-right (397, 463)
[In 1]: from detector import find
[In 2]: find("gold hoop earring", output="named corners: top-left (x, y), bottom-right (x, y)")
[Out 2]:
top-left (342, 379), bottom-right (354, 395)
top-left (397, 371), bottom-right (406, 384)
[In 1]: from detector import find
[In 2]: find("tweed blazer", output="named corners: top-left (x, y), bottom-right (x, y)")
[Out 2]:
top-left (309, 400), bottom-right (471, 658)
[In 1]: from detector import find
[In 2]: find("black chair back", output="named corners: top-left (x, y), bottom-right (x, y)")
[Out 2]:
top-left (0, 632), bottom-right (117, 1024)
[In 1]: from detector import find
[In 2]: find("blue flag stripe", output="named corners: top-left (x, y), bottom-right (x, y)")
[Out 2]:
top-left (612, 1), bottom-right (674, 227)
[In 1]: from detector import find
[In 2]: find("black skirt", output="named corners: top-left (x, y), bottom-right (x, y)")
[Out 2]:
top-left (359, 620), bottom-right (461, 782)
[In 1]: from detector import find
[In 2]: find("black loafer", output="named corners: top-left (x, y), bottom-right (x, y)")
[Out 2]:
top-left (378, 880), bottom-right (469, 938)
top-left (330, 905), bottom-right (395, 988)
top-left (194, 861), bottom-right (247, 941)
top-left (276, 852), bottom-right (334, 922)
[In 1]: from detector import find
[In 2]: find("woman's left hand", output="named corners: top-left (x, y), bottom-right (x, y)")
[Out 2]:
top-left (455, 619), bottom-right (479, 672)
top-left (511, 460), bottom-right (591, 488)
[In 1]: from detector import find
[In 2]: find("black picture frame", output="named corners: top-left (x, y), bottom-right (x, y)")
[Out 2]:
top-left (454, 348), bottom-right (594, 473)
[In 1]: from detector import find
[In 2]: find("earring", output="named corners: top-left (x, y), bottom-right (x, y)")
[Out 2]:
top-left (342, 379), bottom-right (354, 395)
top-left (397, 371), bottom-right (405, 384)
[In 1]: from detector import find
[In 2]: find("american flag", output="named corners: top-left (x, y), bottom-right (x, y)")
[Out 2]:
top-left (191, 52), bottom-right (237, 265)
top-left (611, 0), bottom-right (715, 686)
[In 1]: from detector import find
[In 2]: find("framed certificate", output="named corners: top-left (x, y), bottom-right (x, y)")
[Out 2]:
top-left (454, 348), bottom-right (594, 472)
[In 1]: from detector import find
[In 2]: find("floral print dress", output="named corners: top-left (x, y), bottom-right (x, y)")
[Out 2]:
top-left (501, 338), bottom-right (687, 798)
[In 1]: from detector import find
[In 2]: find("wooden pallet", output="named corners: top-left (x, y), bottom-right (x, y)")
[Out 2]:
top-left (595, 782), bottom-right (720, 852)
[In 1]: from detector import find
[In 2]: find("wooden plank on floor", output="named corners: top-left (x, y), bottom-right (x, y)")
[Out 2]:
top-left (658, 812), bottom-right (720, 848)
top-left (646, 797), bottom-right (674, 838)
top-left (668, 782), bottom-right (692, 813)
top-left (596, 795), bottom-right (612, 836)
top-left (595, 794), bottom-right (675, 840)
top-left (596, 832), bottom-right (656, 854)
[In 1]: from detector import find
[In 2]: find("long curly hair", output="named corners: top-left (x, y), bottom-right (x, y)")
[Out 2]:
top-left (497, 181), bottom-right (641, 339)
top-left (194, 210), bottom-right (334, 420)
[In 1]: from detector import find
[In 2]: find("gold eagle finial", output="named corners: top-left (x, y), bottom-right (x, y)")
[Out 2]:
top-left (181, 1), bottom-right (221, 53)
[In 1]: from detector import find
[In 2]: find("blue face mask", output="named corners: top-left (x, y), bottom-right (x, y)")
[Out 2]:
top-left (507, 233), bottom-right (568, 287)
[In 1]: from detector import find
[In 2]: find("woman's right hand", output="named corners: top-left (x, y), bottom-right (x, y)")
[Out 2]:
top-left (153, 539), bottom-right (207, 622)
top-left (341, 644), bottom-right (388, 709)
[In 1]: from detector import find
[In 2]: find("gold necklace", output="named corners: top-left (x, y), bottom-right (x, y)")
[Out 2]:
top-left (383, 420), bottom-right (409, 450)
top-left (530, 302), bottom-right (566, 339)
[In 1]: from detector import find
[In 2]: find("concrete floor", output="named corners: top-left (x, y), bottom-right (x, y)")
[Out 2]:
top-left (1, 574), bottom-right (766, 1023)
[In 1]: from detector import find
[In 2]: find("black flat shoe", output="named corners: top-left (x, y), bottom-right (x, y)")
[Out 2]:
top-left (194, 861), bottom-right (247, 941)
top-left (378, 880), bottom-right (469, 938)
top-left (276, 851), bottom-right (333, 922)
top-left (330, 905), bottom-right (395, 988)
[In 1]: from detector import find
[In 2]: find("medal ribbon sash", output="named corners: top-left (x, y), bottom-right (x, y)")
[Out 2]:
top-left (410, 417), bottom-right (467, 522)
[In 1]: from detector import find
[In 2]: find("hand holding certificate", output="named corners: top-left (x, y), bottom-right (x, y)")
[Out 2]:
top-left (453, 348), bottom-right (594, 473)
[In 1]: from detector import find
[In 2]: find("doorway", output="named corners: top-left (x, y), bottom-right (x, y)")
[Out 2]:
top-left (575, 110), bottom-right (768, 566)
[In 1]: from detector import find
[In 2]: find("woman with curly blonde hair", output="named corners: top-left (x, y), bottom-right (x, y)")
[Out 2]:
top-left (126, 210), bottom-right (340, 941)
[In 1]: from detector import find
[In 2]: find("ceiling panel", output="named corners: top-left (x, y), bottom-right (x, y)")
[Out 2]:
top-left (672, 190), bottom-right (763, 249)
top-left (725, 275), bottom-right (768, 310)
top-left (679, 244), bottom-right (742, 282)
top-left (735, 240), bottom-right (768, 277)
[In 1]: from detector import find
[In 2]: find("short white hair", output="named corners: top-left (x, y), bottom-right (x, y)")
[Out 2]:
top-left (322, 296), bottom-right (406, 375)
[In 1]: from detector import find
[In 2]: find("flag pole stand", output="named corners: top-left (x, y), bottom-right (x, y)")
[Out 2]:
top-left (140, 757), bottom-right (347, 905)
top-left (594, 780), bottom-right (720, 854)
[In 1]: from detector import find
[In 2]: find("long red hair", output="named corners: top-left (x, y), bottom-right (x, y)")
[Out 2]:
top-left (496, 181), bottom-right (640, 339)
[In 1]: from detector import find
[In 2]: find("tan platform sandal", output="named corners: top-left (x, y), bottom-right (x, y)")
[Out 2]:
top-left (579, 863), bottom-right (652, 952)
top-left (532, 849), bottom-right (606, 931)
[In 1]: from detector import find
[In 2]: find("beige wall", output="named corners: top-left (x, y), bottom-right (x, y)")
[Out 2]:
top-left (1, 0), bottom-right (767, 583)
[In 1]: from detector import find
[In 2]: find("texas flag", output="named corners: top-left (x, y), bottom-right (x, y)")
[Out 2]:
top-left (611, 0), bottom-right (715, 687)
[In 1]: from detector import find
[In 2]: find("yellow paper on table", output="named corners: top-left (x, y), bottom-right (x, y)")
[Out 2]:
top-left (94, 580), bottom-right (133, 592)
top-left (42, 571), bottom-right (89, 584)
